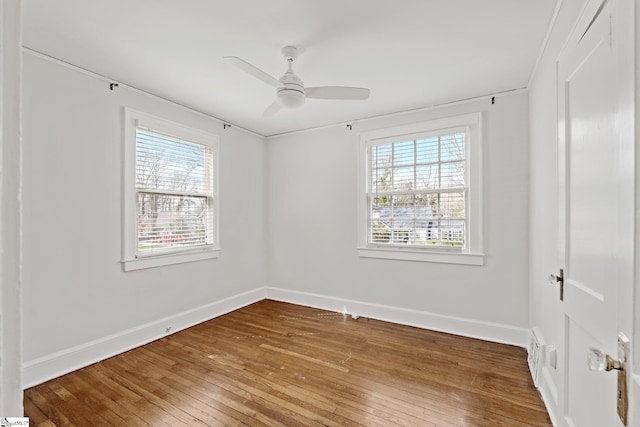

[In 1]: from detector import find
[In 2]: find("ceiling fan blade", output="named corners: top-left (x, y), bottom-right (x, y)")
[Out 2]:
top-left (223, 56), bottom-right (280, 88)
top-left (262, 102), bottom-right (282, 118)
top-left (305, 86), bottom-right (370, 100)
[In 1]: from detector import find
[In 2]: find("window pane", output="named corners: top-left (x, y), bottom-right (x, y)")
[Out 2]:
top-left (372, 145), bottom-right (392, 170)
top-left (439, 192), bottom-right (465, 219)
top-left (392, 166), bottom-right (415, 190)
top-left (415, 194), bottom-right (437, 219)
top-left (369, 195), bottom-right (392, 243)
top-left (440, 133), bottom-right (465, 161)
top-left (390, 195), bottom-right (414, 244)
top-left (416, 137), bottom-right (439, 163)
top-left (369, 163), bottom-right (392, 193)
top-left (415, 195), bottom-right (437, 243)
top-left (137, 193), bottom-right (212, 253)
top-left (437, 220), bottom-right (465, 246)
top-left (369, 220), bottom-right (391, 243)
top-left (370, 196), bottom-right (391, 224)
top-left (391, 194), bottom-right (415, 223)
top-left (136, 129), bottom-right (213, 194)
top-left (440, 161), bottom-right (465, 188)
top-left (392, 140), bottom-right (415, 166)
top-left (415, 164), bottom-right (439, 190)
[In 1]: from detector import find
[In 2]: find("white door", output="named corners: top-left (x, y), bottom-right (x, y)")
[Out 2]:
top-left (556, 0), bottom-right (634, 426)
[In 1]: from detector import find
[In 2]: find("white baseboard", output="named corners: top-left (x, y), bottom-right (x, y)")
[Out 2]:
top-left (527, 326), bottom-right (558, 427)
top-left (266, 287), bottom-right (529, 347)
top-left (630, 374), bottom-right (640, 425)
top-left (22, 287), bottom-right (267, 389)
top-left (538, 367), bottom-right (559, 426)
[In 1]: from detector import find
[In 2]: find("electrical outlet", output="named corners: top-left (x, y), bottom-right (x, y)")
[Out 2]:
top-left (546, 345), bottom-right (557, 369)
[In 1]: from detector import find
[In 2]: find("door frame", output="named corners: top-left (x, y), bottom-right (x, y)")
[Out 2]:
top-left (633, 0), bottom-right (640, 423)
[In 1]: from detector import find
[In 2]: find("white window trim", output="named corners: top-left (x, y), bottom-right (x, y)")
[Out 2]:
top-left (357, 113), bottom-right (484, 265)
top-left (122, 108), bottom-right (220, 271)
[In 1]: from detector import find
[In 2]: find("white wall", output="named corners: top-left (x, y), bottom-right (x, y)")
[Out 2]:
top-left (0, 0), bottom-right (23, 416)
top-left (21, 53), bottom-right (268, 385)
top-left (267, 92), bottom-right (530, 342)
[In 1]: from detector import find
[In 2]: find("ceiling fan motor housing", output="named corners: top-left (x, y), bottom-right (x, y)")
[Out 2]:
top-left (277, 69), bottom-right (305, 108)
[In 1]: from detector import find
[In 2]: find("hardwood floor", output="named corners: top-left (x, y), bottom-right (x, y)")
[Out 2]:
top-left (24, 300), bottom-right (551, 426)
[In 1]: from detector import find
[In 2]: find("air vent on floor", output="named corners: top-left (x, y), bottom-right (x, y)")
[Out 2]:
top-left (528, 329), bottom-right (543, 387)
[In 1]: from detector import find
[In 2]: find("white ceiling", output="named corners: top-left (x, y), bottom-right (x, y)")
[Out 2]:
top-left (23, 0), bottom-right (557, 137)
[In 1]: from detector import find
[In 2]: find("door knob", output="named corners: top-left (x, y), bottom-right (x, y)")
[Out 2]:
top-left (548, 272), bottom-right (562, 284)
top-left (586, 334), bottom-right (630, 426)
top-left (548, 269), bottom-right (564, 301)
top-left (587, 347), bottom-right (623, 372)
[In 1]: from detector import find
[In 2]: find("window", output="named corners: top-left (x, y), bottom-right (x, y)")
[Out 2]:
top-left (358, 113), bottom-right (483, 265)
top-left (122, 109), bottom-right (219, 271)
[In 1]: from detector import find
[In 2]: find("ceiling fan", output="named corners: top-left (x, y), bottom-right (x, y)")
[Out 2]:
top-left (224, 46), bottom-right (370, 117)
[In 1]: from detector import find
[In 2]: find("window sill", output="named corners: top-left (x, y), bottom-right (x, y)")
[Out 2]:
top-left (122, 248), bottom-right (220, 271)
top-left (357, 247), bottom-right (484, 266)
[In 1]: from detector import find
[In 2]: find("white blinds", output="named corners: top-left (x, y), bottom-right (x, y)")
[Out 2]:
top-left (135, 129), bottom-right (214, 255)
top-left (367, 131), bottom-right (466, 248)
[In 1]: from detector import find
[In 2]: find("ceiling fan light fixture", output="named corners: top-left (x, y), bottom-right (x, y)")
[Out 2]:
top-left (277, 90), bottom-right (305, 108)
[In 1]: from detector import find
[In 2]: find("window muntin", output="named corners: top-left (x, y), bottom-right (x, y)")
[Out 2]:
top-left (367, 129), bottom-right (468, 249)
top-left (135, 128), bottom-right (215, 256)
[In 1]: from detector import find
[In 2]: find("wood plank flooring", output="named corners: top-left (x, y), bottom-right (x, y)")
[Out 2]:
top-left (24, 300), bottom-right (551, 426)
